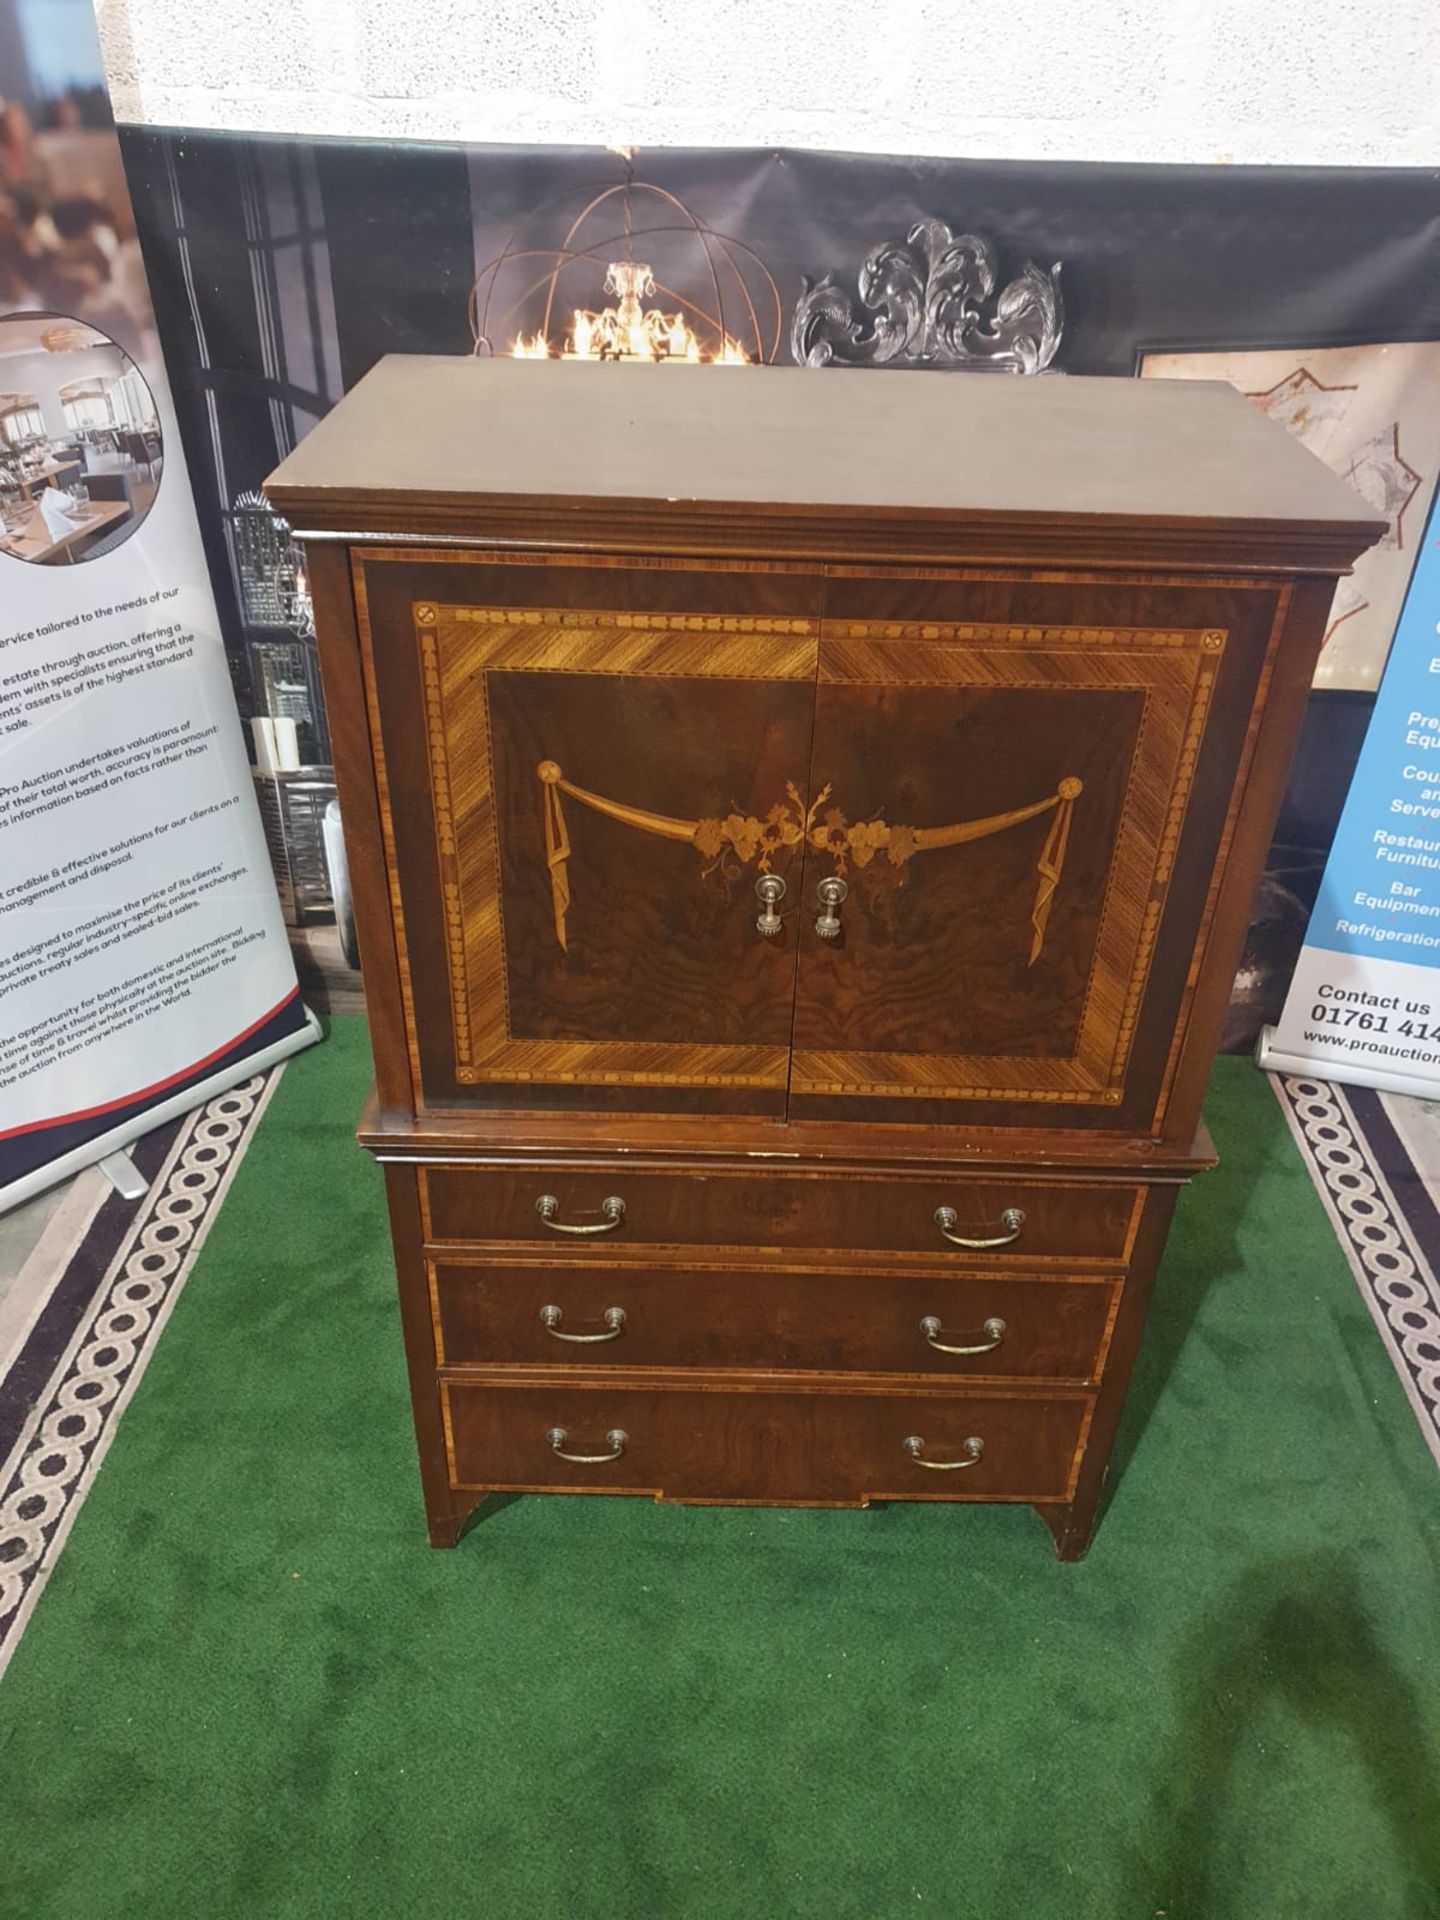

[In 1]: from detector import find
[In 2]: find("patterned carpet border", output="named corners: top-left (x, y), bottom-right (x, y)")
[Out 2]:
top-left (1270, 1073), bottom-right (1440, 1470)
top-left (0, 1070), bottom-right (282, 1681)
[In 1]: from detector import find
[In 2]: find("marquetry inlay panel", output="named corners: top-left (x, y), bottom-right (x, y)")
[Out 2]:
top-left (789, 620), bottom-right (1226, 1105)
top-left (418, 601), bottom-right (818, 1089)
top-left (414, 600), bottom-right (1225, 1106)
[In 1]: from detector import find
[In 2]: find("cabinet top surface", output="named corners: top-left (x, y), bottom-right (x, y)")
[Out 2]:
top-left (265, 354), bottom-right (1381, 559)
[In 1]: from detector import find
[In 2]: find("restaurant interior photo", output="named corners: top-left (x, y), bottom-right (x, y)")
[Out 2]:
top-left (0, 309), bottom-right (161, 564)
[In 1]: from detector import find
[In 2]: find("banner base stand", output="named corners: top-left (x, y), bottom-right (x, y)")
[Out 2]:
top-left (1255, 1024), bottom-right (1440, 1104)
top-left (0, 1006), bottom-right (323, 1218)
top-left (97, 1150), bottom-right (147, 1200)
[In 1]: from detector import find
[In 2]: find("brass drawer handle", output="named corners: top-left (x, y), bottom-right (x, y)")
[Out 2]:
top-left (540, 1304), bottom-right (626, 1343)
top-left (934, 1205), bottom-right (1025, 1250)
top-left (535, 1194), bottom-right (625, 1236)
top-left (547, 1426), bottom-right (627, 1464)
top-left (920, 1314), bottom-right (1006, 1355)
top-left (755, 873), bottom-right (786, 937)
top-left (904, 1434), bottom-right (984, 1471)
top-left (814, 873), bottom-right (849, 940)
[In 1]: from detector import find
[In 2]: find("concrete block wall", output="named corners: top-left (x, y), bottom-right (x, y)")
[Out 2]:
top-left (94, 0), bottom-right (1439, 165)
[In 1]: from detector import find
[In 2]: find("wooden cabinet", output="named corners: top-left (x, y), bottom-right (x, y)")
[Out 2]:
top-left (268, 355), bottom-right (1380, 1556)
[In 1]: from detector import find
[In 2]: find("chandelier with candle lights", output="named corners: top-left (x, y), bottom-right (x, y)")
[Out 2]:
top-left (470, 174), bottom-right (780, 367)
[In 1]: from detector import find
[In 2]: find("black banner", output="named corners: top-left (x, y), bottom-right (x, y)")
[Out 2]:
top-left (115, 130), bottom-right (1440, 1036)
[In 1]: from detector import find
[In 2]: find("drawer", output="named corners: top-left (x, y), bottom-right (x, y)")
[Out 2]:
top-left (431, 1261), bottom-right (1119, 1382)
top-left (442, 1375), bottom-right (1089, 1504)
top-left (421, 1165), bottom-right (1140, 1265)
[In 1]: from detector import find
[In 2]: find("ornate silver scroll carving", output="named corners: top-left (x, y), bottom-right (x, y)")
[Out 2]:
top-left (791, 217), bottom-right (1063, 374)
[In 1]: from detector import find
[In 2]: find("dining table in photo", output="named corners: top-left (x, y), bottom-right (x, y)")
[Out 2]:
top-left (0, 497), bottom-right (131, 564)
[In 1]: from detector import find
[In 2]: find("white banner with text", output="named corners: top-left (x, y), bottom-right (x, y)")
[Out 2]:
top-left (0, 5), bottom-right (314, 1208)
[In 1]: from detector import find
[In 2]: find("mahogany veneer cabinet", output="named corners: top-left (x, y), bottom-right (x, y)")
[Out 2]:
top-left (267, 356), bottom-right (1381, 1557)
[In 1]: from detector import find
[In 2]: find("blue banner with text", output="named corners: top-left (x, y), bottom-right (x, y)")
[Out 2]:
top-left (1261, 497), bottom-right (1440, 1094)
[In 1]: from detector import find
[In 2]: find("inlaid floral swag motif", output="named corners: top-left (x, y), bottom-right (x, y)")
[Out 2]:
top-left (537, 760), bottom-right (1082, 964)
top-left (689, 782), bottom-right (925, 875)
top-left (689, 781), bottom-right (810, 871)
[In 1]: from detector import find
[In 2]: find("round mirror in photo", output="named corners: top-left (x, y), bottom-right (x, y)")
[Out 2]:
top-left (0, 310), bottom-right (163, 565)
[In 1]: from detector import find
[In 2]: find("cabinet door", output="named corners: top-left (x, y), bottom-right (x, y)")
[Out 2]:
top-left (789, 577), bottom-right (1283, 1130)
top-left (356, 552), bottom-right (822, 1116)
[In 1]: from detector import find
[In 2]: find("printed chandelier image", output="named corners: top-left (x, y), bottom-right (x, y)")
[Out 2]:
top-left (470, 173), bottom-right (781, 366)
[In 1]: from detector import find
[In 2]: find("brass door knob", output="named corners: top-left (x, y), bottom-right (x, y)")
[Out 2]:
top-left (814, 874), bottom-right (849, 939)
top-left (754, 873), bottom-right (786, 937)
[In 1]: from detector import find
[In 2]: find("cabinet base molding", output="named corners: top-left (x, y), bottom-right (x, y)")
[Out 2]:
top-left (426, 1494), bottom-right (1101, 1560)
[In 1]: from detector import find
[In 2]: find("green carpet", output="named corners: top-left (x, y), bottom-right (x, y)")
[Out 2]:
top-left (2, 1021), bottom-right (1438, 1920)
